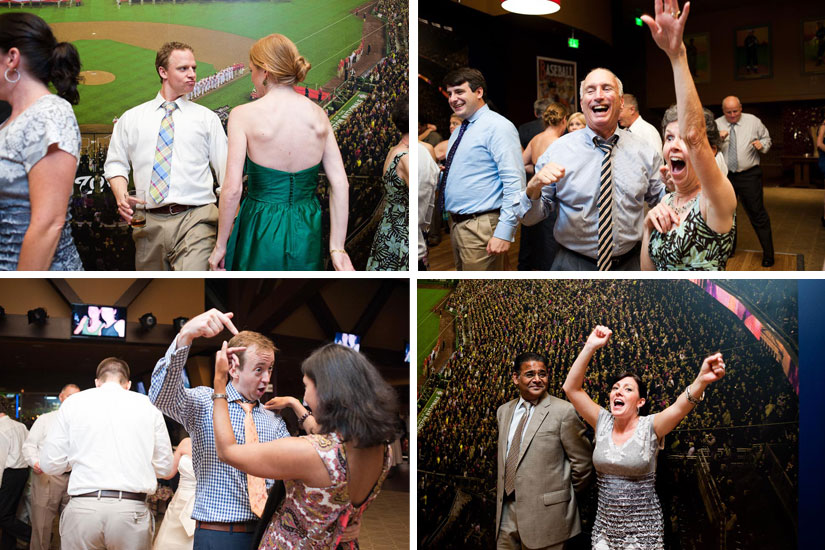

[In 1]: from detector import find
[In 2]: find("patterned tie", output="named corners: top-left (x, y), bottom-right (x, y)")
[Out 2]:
top-left (238, 401), bottom-right (267, 517)
top-left (440, 120), bottom-right (470, 199)
top-left (727, 123), bottom-right (739, 173)
top-left (594, 135), bottom-right (619, 271)
top-left (149, 100), bottom-right (177, 204)
top-left (504, 402), bottom-right (531, 496)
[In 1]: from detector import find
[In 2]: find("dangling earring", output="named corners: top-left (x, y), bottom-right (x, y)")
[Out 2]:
top-left (262, 77), bottom-right (268, 87)
top-left (4, 68), bottom-right (20, 84)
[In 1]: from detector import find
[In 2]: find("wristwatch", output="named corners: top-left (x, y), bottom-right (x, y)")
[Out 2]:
top-left (212, 393), bottom-right (228, 401)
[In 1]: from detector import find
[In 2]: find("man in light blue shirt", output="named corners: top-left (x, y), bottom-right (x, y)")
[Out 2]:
top-left (516, 68), bottom-right (665, 271)
top-left (442, 67), bottom-right (525, 271)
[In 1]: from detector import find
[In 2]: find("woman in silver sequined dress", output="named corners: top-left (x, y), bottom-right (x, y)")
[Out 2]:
top-left (563, 325), bottom-right (726, 549)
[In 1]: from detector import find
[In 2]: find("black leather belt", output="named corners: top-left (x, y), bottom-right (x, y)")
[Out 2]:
top-left (560, 242), bottom-right (641, 269)
top-left (147, 203), bottom-right (195, 215)
top-left (74, 490), bottom-right (147, 501)
top-left (449, 208), bottom-right (500, 225)
top-left (196, 521), bottom-right (257, 533)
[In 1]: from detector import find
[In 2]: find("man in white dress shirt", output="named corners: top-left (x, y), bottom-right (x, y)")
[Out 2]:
top-left (618, 93), bottom-right (663, 156)
top-left (0, 396), bottom-right (31, 550)
top-left (105, 41), bottom-right (228, 271)
top-left (22, 383), bottom-right (80, 550)
top-left (40, 358), bottom-right (173, 550)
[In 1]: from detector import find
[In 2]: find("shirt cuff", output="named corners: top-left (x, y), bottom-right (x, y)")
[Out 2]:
top-left (167, 338), bottom-right (191, 368)
top-left (493, 220), bottom-right (516, 242)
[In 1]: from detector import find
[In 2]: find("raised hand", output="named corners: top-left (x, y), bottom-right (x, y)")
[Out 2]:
top-left (586, 325), bottom-right (613, 349)
top-left (178, 309), bottom-right (239, 348)
top-left (641, 0), bottom-right (691, 59)
top-left (698, 352), bottom-right (726, 384)
top-left (263, 396), bottom-right (295, 411)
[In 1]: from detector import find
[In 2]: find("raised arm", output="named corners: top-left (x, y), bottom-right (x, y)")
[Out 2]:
top-left (642, 0), bottom-right (736, 233)
top-left (563, 326), bottom-right (612, 429)
top-left (209, 110), bottom-right (246, 271)
top-left (653, 352), bottom-right (726, 438)
top-left (212, 342), bottom-right (326, 482)
top-left (264, 396), bottom-right (320, 434)
top-left (321, 119), bottom-right (354, 271)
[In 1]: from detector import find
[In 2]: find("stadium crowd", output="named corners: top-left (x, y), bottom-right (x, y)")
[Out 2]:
top-left (418, 279), bottom-right (798, 549)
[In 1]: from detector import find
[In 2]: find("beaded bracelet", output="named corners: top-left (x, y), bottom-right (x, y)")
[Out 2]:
top-left (298, 411), bottom-right (313, 426)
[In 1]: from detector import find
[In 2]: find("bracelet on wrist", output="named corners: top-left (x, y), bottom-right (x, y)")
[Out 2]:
top-left (330, 249), bottom-right (348, 255)
top-left (298, 410), bottom-right (313, 426)
top-left (212, 393), bottom-right (227, 401)
top-left (685, 385), bottom-right (704, 406)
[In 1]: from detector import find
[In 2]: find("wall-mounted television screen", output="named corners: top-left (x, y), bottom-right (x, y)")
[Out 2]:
top-left (335, 332), bottom-right (361, 351)
top-left (71, 304), bottom-right (127, 339)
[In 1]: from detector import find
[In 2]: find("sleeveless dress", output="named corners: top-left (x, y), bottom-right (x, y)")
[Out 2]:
top-left (225, 157), bottom-right (323, 271)
top-left (258, 433), bottom-right (392, 550)
top-left (366, 151), bottom-right (409, 271)
top-left (0, 95), bottom-right (83, 270)
top-left (592, 409), bottom-right (664, 550)
top-left (152, 454), bottom-right (196, 550)
top-left (648, 193), bottom-right (735, 271)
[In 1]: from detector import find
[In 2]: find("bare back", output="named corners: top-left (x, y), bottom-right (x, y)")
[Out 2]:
top-left (528, 126), bottom-right (564, 165)
top-left (345, 443), bottom-right (387, 506)
top-left (234, 88), bottom-right (329, 172)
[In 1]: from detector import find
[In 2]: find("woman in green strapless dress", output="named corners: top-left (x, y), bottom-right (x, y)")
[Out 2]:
top-left (208, 34), bottom-right (354, 272)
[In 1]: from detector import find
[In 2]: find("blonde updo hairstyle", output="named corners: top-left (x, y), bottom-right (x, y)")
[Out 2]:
top-left (542, 102), bottom-right (568, 128)
top-left (249, 33), bottom-right (310, 86)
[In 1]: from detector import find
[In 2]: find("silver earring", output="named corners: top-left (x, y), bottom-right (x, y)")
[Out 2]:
top-left (4, 68), bottom-right (19, 84)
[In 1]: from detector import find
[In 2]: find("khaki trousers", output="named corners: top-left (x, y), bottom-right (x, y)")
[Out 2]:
top-left (449, 212), bottom-right (507, 271)
top-left (133, 204), bottom-right (218, 271)
top-left (30, 472), bottom-right (70, 550)
top-left (60, 497), bottom-right (153, 550)
top-left (496, 499), bottom-right (565, 550)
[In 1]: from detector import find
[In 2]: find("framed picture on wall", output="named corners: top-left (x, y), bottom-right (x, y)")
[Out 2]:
top-left (734, 24), bottom-right (772, 80)
top-left (801, 17), bottom-right (825, 75)
top-left (684, 32), bottom-right (711, 84)
top-left (536, 57), bottom-right (577, 115)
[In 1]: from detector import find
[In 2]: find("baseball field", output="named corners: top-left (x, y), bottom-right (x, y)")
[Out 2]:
top-left (13, 0), bottom-right (366, 124)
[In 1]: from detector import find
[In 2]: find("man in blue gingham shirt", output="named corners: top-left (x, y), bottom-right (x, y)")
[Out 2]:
top-left (149, 309), bottom-right (289, 550)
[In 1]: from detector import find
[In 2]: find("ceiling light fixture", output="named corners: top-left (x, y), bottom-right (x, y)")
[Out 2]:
top-left (501, 0), bottom-right (560, 16)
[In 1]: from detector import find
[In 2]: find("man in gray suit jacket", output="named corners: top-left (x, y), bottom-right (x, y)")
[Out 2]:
top-left (496, 352), bottom-right (593, 549)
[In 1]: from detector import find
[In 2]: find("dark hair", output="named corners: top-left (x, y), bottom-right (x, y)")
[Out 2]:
top-left (442, 67), bottom-right (486, 96)
top-left (0, 13), bottom-right (81, 104)
top-left (95, 357), bottom-right (130, 384)
top-left (0, 395), bottom-right (14, 417)
top-left (513, 352), bottom-right (547, 374)
top-left (608, 371), bottom-right (649, 414)
top-left (302, 344), bottom-right (399, 447)
top-left (391, 94), bottom-right (408, 134)
top-left (156, 41), bottom-right (193, 84)
top-left (661, 105), bottom-right (720, 149)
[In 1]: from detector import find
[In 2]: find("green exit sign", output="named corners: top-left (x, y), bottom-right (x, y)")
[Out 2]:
top-left (635, 17), bottom-right (643, 26)
top-left (568, 37), bottom-right (579, 48)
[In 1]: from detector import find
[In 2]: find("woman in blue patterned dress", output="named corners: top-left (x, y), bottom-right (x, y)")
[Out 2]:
top-left (0, 13), bottom-right (83, 270)
top-left (366, 96), bottom-right (409, 271)
top-left (640, 0), bottom-right (737, 271)
top-left (563, 325), bottom-right (727, 550)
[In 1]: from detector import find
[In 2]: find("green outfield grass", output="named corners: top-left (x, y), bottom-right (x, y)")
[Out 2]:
top-left (74, 39), bottom-right (214, 123)
top-left (19, 0), bottom-right (365, 123)
top-left (417, 287), bottom-right (450, 375)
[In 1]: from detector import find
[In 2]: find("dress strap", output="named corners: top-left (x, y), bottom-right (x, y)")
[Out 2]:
top-left (303, 432), bottom-right (347, 485)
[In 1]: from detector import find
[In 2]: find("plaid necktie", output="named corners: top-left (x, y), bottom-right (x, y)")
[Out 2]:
top-left (440, 120), bottom-right (469, 198)
top-left (238, 401), bottom-right (267, 517)
top-left (594, 135), bottom-right (619, 271)
top-left (149, 100), bottom-right (177, 204)
top-left (727, 123), bottom-right (738, 173)
top-left (504, 402), bottom-right (531, 496)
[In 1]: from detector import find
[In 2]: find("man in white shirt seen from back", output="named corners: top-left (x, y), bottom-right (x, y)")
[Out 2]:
top-left (618, 93), bottom-right (663, 157)
top-left (22, 383), bottom-right (80, 550)
top-left (40, 358), bottom-right (173, 550)
top-left (0, 395), bottom-right (31, 550)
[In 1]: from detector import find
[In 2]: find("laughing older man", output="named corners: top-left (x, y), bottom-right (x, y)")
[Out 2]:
top-left (516, 68), bottom-right (665, 271)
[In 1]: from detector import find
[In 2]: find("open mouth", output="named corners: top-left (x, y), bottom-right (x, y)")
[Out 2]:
top-left (612, 398), bottom-right (625, 411)
top-left (592, 105), bottom-right (609, 114)
top-left (670, 157), bottom-right (687, 176)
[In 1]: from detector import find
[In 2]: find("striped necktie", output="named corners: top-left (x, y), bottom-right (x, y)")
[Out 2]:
top-left (594, 135), bottom-right (619, 271)
top-left (504, 402), bottom-right (531, 496)
top-left (440, 120), bottom-right (469, 193)
top-left (149, 100), bottom-right (177, 204)
top-left (727, 123), bottom-right (738, 173)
